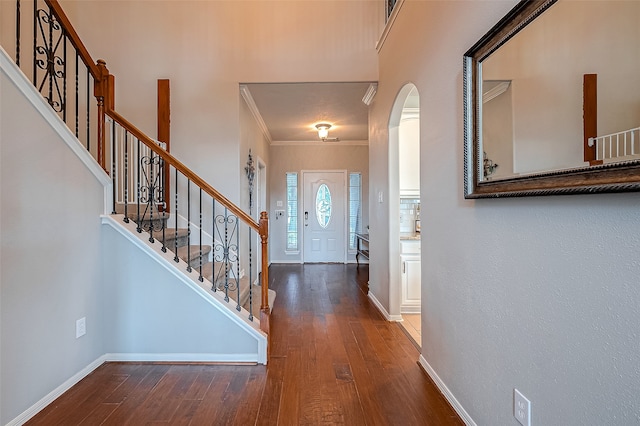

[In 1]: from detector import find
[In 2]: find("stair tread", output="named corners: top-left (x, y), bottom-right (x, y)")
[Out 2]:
top-left (129, 212), bottom-right (170, 222)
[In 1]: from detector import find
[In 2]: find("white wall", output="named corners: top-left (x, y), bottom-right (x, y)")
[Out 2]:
top-left (57, 0), bottom-right (381, 205)
top-left (370, 1), bottom-right (640, 425)
top-left (269, 144), bottom-right (369, 263)
top-left (0, 53), bottom-right (109, 424)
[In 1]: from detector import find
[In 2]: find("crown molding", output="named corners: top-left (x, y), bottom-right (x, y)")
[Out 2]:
top-left (239, 85), bottom-right (272, 144)
top-left (483, 81), bottom-right (511, 103)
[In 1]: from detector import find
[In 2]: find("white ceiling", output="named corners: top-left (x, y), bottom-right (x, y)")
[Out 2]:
top-left (242, 82), bottom-right (376, 144)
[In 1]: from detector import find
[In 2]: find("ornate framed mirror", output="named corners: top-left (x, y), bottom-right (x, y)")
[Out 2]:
top-left (463, 0), bottom-right (640, 198)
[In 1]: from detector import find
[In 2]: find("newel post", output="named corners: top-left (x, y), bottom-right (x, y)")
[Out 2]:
top-left (259, 211), bottom-right (270, 335)
top-left (94, 59), bottom-right (112, 171)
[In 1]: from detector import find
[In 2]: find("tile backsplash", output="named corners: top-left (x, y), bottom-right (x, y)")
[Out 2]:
top-left (400, 198), bottom-right (420, 234)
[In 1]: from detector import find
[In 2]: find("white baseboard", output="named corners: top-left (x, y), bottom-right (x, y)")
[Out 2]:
top-left (418, 355), bottom-right (477, 426)
top-left (400, 304), bottom-right (421, 314)
top-left (6, 350), bottom-right (263, 425)
top-left (6, 354), bottom-right (108, 426)
top-left (367, 291), bottom-right (403, 321)
top-left (104, 353), bottom-right (260, 363)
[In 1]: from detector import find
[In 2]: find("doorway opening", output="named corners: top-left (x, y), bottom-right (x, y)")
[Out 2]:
top-left (388, 84), bottom-right (421, 347)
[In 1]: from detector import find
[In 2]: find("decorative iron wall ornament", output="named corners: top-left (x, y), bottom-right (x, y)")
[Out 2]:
top-left (483, 151), bottom-right (499, 179)
top-left (245, 149), bottom-right (255, 215)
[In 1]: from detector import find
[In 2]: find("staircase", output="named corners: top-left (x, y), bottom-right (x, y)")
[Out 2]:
top-left (132, 212), bottom-right (275, 320)
top-left (6, 0), bottom-right (272, 333)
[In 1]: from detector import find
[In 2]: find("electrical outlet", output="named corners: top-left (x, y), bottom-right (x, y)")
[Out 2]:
top-left (76, 317), bottom-right (86, 338)
top-left (514, 389), bottom-right (531, 426)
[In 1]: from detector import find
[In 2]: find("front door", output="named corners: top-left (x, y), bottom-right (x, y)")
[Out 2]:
top-left (302, 171), bottom-right (346, 263)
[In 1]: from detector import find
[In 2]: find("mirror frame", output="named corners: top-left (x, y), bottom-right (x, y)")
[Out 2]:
top-left (463, 0), bottom-right (640, 198)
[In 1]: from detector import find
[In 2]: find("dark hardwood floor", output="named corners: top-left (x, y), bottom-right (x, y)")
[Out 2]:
top-left (26, 264), bottom-right (463, 425)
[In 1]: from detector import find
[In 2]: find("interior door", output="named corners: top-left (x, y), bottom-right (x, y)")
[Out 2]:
top-left (303, 171), bottom-right (346, 263)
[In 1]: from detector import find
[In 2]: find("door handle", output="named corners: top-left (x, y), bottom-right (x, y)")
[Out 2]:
top-left (304, 211), bottom-right (309, 226)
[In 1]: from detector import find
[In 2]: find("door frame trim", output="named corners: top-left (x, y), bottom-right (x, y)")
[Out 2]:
top-left (301, 169), bottom-right (348, 264)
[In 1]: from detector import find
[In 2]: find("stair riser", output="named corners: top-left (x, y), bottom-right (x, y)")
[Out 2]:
top-left (162, 234), bottom-right (189, 249)
top-left (185, 253), bottom-right (210, 269)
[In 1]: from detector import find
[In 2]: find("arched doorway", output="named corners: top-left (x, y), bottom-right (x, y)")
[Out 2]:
top-left (388, 84), bottom-right (421, 346)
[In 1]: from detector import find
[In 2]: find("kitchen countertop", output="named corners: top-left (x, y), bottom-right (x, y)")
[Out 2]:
top-left (400, 234), bottom-right (421, 241)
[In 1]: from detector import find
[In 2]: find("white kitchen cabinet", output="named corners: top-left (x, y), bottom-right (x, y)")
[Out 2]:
top-left (401, 253), bottom-right (421, 313)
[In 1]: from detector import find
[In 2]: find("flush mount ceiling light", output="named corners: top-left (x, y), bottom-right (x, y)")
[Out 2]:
top-left (315, 123), bottom-right (340, 142)
top-left (316, 123), bottom-right (331, 139)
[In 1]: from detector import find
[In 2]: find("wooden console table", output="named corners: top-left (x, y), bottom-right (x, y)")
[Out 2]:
top-left (355, 233), bottom-right (369, 266)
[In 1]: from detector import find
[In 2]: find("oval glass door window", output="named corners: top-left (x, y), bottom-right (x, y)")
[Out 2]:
top-left (316, 184), bottom-right (332, 228)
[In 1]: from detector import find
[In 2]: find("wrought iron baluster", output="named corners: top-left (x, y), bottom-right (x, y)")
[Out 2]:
top-left (86, 65), bottom-right (90, 151)
top-left (212, 198), bottom-right (217, 292)
top-left (224, 207), bottom-right (229, 302)
top-left (136, 138), bottom-right (141, 233)
top-left (199, 188), bottom-right (203, 282)
top-left (75, 52), bottom-right (78, 137)
top-left (248, 226), bottom-right (253, 321)
top-left (32, 0), bottom-right (36, 85)
top-left (156, 151), bottom-right (164, 253)
top-left (123, 130), bottom-right (129, 223)
top-left (62, 31), bottom-right (67, 122)
top-left (16, 0), bottom-right (21, 67)
top-left (47, 5), bottom-right (53, 106)
top-left (235, 215), bottom-right (241, 311)
top-left (148, 149), bottom-right (155, 243)
top-left (187, 179), bottom-right (192, 272)
top-left (111, 119), bottom-right (116, 214)
top-left (160, 155), bottom-right (167, 253)
top-left (173, 168), bottom-right (179, 263)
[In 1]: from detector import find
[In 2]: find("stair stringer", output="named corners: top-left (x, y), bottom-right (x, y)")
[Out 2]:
top-left (102, 214), bottom-right (267, 364)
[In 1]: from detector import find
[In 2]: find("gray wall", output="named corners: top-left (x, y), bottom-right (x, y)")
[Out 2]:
top-left (1, 56), bottom-right (108, 424)
top-left (269, 144), bottom-right (369, 263)
top-left (369, 1), bottom-right (640, 425)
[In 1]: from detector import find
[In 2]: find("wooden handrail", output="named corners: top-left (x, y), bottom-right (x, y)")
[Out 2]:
top-left (105, 109), bottom-right (261, 232)
top-left (45, 0), bottom-right (102, 80)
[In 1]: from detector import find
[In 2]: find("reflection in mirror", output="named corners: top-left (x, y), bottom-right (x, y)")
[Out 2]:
top-left (464, 0), bottom-right (640, 197)
top-left (480, 0), bottom-right (640, 181)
